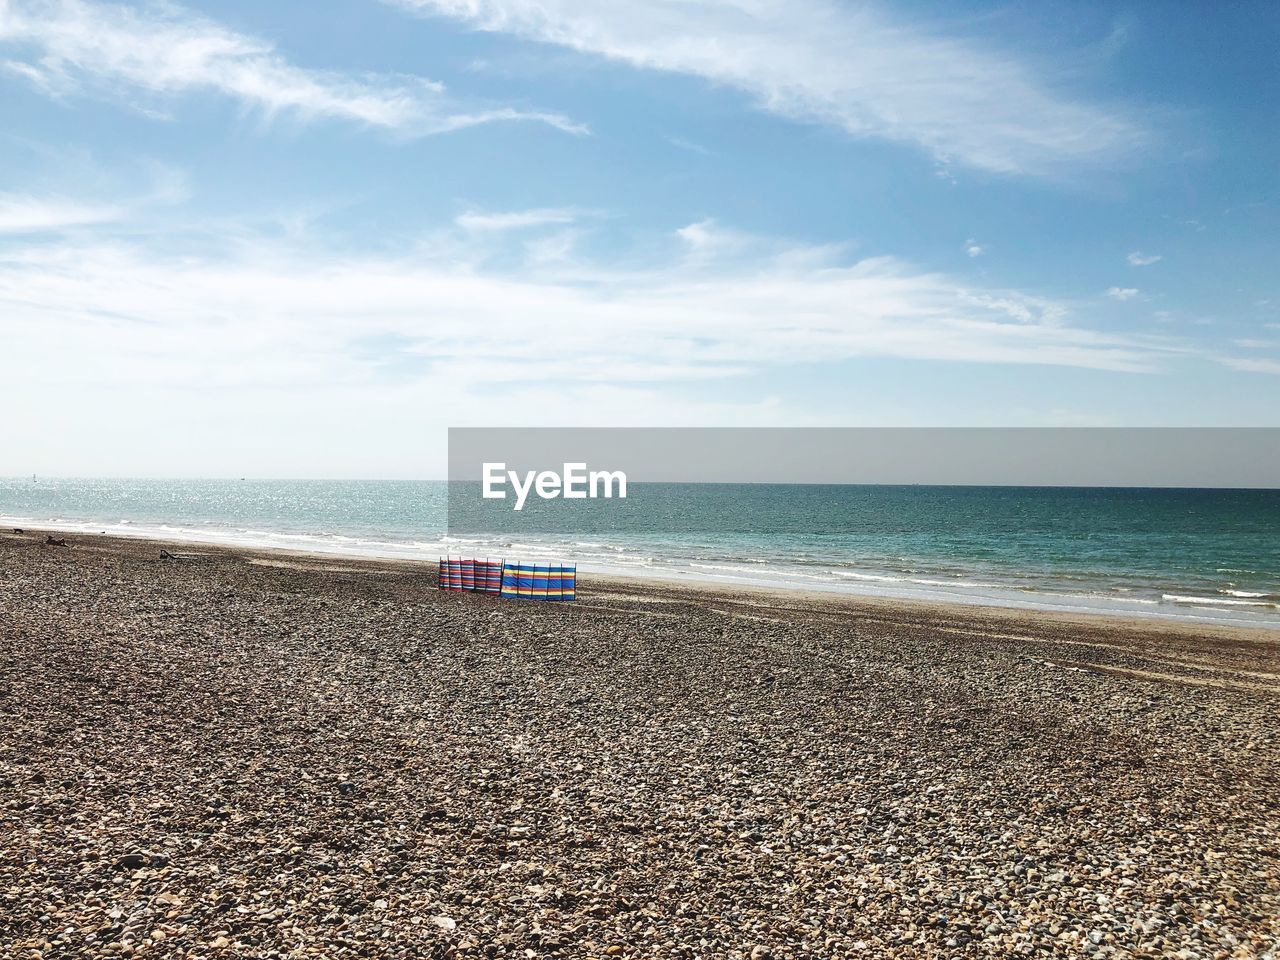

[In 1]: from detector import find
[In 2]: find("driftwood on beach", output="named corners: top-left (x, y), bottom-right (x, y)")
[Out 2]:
top-left (159, 548), bottom-right (204, 562)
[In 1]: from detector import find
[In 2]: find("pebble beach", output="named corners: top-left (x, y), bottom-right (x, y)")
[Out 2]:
top-left (1, 531), bottom-right (1277, 959)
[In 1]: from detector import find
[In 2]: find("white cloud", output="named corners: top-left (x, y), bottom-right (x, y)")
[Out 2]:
top-left (674, 218), bottom-right (755, 257)
top-left (666, 136), bottom-right (711, 156)
top-left (0, 193), bottom-right (125, 232)
top-left (1220, 357), bottom-right (1280, 375)
top-left (389, 0), bottom-right (1148, 176)
top-left (965, 239), bottom-right (984, 258)
top-left (1127, 251), bottom-right (1162, 266)
top-left (0, 165), bottom-right (186, 233)
top-left (1107, 287), bottom-right (1140, 301)
top-left (0, 0), bottom-right (584, 135)
top-left (0, 216), bottom-right (1192, 475)
top-left (523, 228), bottom-right (579, 264)
top-left (674, 219), bottom-right (717, 249)
top-left (455, 207), bottom-right (579, 231)
top-left (0, 221), bottom-right (1170, 417)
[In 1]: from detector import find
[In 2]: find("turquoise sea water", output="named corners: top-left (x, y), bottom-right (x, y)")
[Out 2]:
top-left (2, 478), bottom-right (1278, 627)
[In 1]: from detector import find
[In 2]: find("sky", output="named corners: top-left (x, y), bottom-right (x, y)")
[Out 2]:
top-left (1, 0), bottom-right (1277, 477)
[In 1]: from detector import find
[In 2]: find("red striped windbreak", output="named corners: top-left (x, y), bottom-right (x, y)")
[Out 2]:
top-left (439, 557), bottom-right (504, 595)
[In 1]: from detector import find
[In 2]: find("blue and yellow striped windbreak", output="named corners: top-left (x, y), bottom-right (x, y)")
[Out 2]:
top-left (501, 562), bottom-right (577, 600)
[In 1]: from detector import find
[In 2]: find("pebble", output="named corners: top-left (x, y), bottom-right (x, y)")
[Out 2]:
top-left (1, 532), bottom-right (1277, 958)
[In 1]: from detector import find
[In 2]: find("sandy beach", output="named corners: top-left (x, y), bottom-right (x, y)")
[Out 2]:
top-left (1, 530), bottom-right (1277, 959)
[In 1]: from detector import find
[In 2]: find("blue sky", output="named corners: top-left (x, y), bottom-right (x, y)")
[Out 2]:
top-left (1, 0), bottom-right (1277, 476)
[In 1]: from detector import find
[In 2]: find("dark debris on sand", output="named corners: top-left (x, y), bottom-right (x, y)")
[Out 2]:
top-left (0, 532), bottom-right (1278, 959)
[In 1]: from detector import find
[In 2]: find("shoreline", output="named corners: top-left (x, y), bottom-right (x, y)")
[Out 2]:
top-left (6, 521), bottom-right (1279, 635)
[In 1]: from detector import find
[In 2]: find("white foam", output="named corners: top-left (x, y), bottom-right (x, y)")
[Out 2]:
top-left (829, 569), bottom-right (999, 589)
top-left (830, 570), bottom-right (901, 583)
top-left (1163, 594), bottom-right (1275, 608)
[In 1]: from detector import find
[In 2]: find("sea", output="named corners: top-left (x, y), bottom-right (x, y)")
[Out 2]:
top-left (2, 478), bottom-right (1278, 628)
